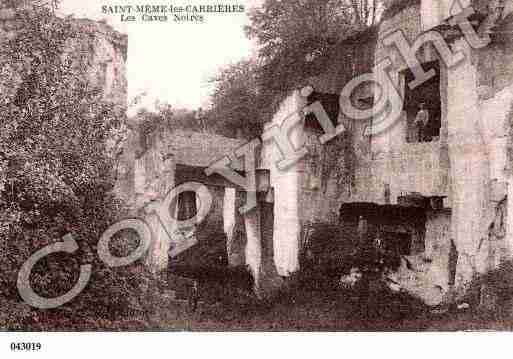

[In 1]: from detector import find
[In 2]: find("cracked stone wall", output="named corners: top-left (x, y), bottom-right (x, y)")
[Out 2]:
top-left (348, 1), bottom-right (513, 304)
top-left (256, 0), bottom-right (513, 303)
top-left (447, 13), bottom-right (513, 293)
top-left (123, 125), bottom-right (247, 272)
top-left (0, 4), bottom-right (127, 108)
top-left (392, 210), bottom-right (452, 306)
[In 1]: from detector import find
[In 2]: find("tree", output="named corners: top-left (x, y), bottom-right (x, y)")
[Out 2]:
top-left (0, 2), bottom-right (176, 331)
top-left (0, 1), bottom-right (122, 237)
top-left (0, 1), bottom-right (156, 329)
top-left (207, 0), bottom-right (382, 134)
top-left (207, 59), bottom-right (261, 138)
top-left (245, 0), bottom-right (353, 114)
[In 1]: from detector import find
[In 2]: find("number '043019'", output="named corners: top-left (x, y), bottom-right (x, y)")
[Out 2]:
top-left (10, 342), bottom-right (42, 351)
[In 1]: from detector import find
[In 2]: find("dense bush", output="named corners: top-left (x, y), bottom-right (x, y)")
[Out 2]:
top-left (0, 2), bottom-right (158, 330)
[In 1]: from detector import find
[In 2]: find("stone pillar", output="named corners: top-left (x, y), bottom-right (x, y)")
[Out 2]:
top-left (424, 211), bottom-right (452, 295)
top-left (272, 172), bottom-right (301, 276)
top-left (439, 52), bottom-right (451, 195)
top-left (478, 84), bottom-right (513, 257)
top-left (144, 210), bottom-right (172, 272)
top-left (143, 153), bottom-right (175, 273)
top-left (224, 188), bottom-right (246, 266)
top-left (242, 191), bottom-right (284, 298)
top-left (268, 91), bottom-right (304, 277)
top-left (447, 39), bottom-right (491, 293)
top-left (260, 201), bottom-right (276, 274)
top-left (243, 205), bottom-right (262, 291)
top-left (507, 182), bottom-right (513, 257)
top-left (258, 199), bottom-right (284, 298)
top-left (449, 143), bottom-right (490, 286)
top-left (223, 187), bottom-right (236, 262)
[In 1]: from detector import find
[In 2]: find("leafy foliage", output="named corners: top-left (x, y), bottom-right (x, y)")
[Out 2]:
top-left (0, 1), bottom-right (158, 329)
top-left (207, 0), bottom-right (382, 138)
top-left (130, 103), bottom-right (204, 159)
top-left (207, 60), bottom-right (261, 138)
top-left (0, 2), bottom-right (120, 235)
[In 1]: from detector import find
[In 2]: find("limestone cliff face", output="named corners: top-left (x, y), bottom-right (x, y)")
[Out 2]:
top-left (0, 3), bottom-right (127, 112)
top-left (119, 125), bottom-right (246, 211)
top-left (337, 0), bottom-right (513, 305)
top-left (63, 19), bottom-right (128, 106)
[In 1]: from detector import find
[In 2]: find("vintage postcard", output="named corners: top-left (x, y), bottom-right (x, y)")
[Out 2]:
top-left (1, 0), bottom-right (513, 355)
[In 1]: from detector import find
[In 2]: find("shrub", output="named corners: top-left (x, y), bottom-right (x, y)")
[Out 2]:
top-left (0, 2), bottom-right (160, 330)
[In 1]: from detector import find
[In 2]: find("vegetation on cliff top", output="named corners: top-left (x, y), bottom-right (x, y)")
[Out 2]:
top-left (206, 0), bottom-right (382, 138)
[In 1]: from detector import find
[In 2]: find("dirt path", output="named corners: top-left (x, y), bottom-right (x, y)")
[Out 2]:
top-left (151, 285), bottom-right (513, 331)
